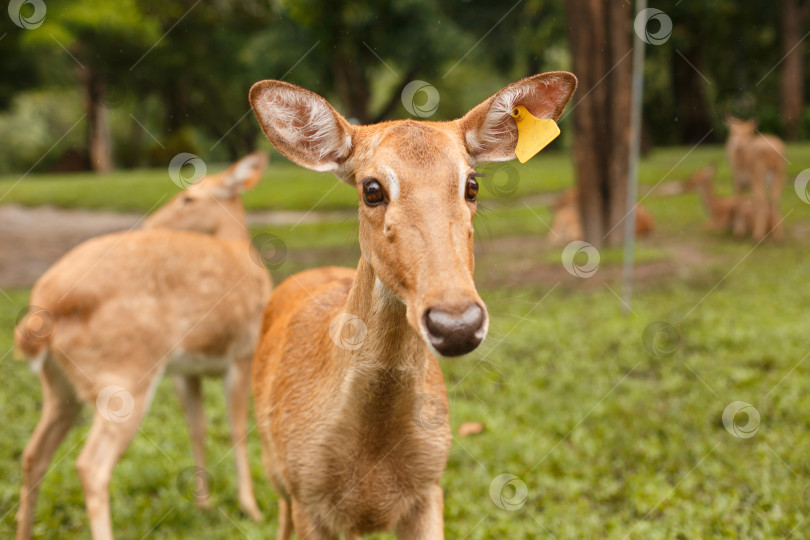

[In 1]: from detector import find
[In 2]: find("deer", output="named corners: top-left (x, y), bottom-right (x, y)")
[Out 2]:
top-left (548, 187), bottom-right (653, 246)
top-left (725, 116), bottom-right (786, 241)
top-left (683, 163), bottom-right (753, 235)
top-left (247, 72), bottom-right (576, 539)
top-left (13, 152), bottom-right (272, 540)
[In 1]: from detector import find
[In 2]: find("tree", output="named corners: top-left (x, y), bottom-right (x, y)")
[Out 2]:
top-left (780, 0), bottom-right (809, 140)
top-left (566, 0), bottom-right (632, 247)
top-left (24, 0), bottom-right (159, 172)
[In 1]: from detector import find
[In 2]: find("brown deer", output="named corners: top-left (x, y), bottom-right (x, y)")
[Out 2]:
top-left (725, 117), bottom-right (786, 241)
top-left (14, 152), bottom-right (272, 540)
top-left (683, 163), bottom-right (753, 235)
top-left (248, 72), bottom-right (576, 538)
top-left (548, 187), bottom-right (653, 246)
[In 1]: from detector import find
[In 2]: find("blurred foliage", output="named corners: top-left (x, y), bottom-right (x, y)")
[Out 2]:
top-left (0, 0), bottom-right (806, 174)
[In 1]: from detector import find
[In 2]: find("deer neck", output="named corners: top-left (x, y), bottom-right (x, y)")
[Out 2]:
top-left (335, 257), bottom-right (430, 430)
top-left (214, 201), bottom-right (250, 241)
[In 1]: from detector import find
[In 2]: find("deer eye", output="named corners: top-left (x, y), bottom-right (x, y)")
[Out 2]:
top-left (362, 178), bottom-right (386, 207)
top-left (465, 177), bottom-right (479, 202)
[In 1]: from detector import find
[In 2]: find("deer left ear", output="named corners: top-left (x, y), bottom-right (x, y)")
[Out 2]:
top-left (460, 72), bottom-right (577, 164)
top-left (223, 151), bottom-right (268, 194)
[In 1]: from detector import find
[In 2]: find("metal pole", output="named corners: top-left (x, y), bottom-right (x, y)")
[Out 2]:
top-left (621, 0), bottom-right (647, 315)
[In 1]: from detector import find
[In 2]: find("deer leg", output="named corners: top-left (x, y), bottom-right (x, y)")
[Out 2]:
top-left (276, 498), bottom-right (293, 540)
top-left (16, 357), bottom-right (81, 540)
top-left (395, 484), bottom-right (445, 540)
top-left (750, 189), bottom-right (770, 242)
top-left (76, 386), bottom-right (150, 540)
top-left (225, 359), bottom-right (262, 520)
top-left (292, 498), bottom-right (339, 540)
top-left (768, 172), bottom-right (784, 242)
top-left (174, 375), bottom-right (211, 509)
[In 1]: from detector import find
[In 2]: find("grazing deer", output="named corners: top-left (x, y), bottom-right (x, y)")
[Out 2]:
top-left (683, 163), bottom-right (752, 235)
top-left (14, 152), bottom-right (272, 540)
top-left (548, 187), bottom-right (653, 246)
top-left (725, 117), bottom-right (786, 241)
top-left (248, 72), bottom-right (576, 538)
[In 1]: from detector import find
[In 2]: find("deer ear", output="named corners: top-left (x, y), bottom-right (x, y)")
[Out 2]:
top-left (250, 80), bottom-right (354, 176)
top-left (460, 72), bottom-right (577, 164)
top-left (223, 151), bottom-right (268, 194)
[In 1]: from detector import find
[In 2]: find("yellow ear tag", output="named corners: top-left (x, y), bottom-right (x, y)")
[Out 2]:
top-left (511, 105), bottom-right (560, 163)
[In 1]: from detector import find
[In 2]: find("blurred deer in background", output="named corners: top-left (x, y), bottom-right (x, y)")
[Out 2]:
top-left (684, 163), bottom-right (753, 236)
top-left (548, 187), bottom-right (653, 246)
top-left (248, 73), bottom-right (576, 538)
top-left (725, 117), bottom-right (786, 241)
top-left (14, 152), bottom-right (271, 540)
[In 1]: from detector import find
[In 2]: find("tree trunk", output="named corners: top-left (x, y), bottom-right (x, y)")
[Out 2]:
top-left (566, 0), bottom-right (633, 248)
top-left (80, 66), bottom-right (112, 173)
top-left (780, 0), bottom-right (808, 140)
top-left (673, 43), bottom-right (713, 143)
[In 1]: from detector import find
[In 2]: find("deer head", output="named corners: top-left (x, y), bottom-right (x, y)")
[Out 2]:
top-left (143, 152), bottom-right (268, 240)
top-left (249, 73), bottom-right (576, 356)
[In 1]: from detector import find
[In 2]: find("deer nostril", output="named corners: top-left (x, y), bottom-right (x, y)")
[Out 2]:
top-left (423, 304), bottom-right (486, 357)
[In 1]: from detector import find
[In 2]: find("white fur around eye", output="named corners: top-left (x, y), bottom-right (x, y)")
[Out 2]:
top-left (382, 165), bottom-right (400, 200)
top-left (458, 163), bottom-right (468, 200)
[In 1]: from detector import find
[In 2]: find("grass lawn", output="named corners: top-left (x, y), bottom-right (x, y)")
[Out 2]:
top-left (2, 144), bottom-right (810, 538)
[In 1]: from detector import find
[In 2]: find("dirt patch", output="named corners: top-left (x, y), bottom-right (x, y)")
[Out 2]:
top-left (0, 205), bottom-right (354, 289)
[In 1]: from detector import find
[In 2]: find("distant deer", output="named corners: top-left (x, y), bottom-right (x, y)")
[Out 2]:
top-left (725, 117), bottom-right (786, 241)
top-left (247, 72), bottom-right (576, 538)
top-left (548, 187), bottom-right (653, 246)
top-left (14, 152), bottom-right (272, 540)
top-left (683, 163), bottom-right (753, 235)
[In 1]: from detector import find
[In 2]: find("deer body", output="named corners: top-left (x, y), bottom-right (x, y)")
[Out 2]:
top-left (686, 164), bottom-right (753, 236)
top-left (248, 73), bottom-right (576, 538)
top-left (14, 153), bottom-right (271, 540)
top-left (725, 117), bottom-right (786, 241)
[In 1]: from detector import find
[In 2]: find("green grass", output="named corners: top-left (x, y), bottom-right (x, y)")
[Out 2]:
top-left (2, 143), bottom-right (807, 213)
top-left (2, 143), bottom-right (810, 538)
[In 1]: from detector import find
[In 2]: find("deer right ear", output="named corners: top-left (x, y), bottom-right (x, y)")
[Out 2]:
top-left (250, 80), bottom-right (354, 177)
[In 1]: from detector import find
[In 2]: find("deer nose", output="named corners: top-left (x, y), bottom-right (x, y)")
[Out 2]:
top-left (423, 304), bottom-right (486, 357)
